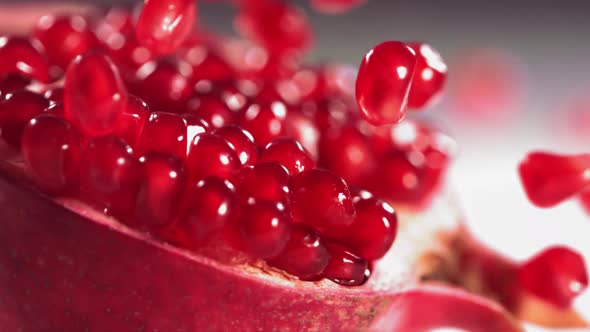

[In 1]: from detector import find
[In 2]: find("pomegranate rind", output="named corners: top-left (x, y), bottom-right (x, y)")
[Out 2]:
top-left (0, 162), bottom-right (521, 331)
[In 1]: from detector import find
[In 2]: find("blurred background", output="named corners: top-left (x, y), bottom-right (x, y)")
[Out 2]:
top-left (2, 0), bottom-right (590, 330)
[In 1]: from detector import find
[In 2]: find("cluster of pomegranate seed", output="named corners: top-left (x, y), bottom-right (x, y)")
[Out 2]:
top-left (0, 0), bottom-right (452, 287)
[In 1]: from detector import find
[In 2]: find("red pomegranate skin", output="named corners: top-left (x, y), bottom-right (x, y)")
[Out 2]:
top-left (0, 162), bottom-right (525, 331)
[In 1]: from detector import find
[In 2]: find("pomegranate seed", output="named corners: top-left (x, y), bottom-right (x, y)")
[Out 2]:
top-left (34, 15), bottom-right (96, 69)
top-left (138, 112), bottom-right (207, 160)
top-left (519, 246), bottom-right (588, 309)
top-left (355, 41), bottom-right (417, 125)
top-left (78, 136), bottom-right (140, 218)
top-left (133, 59), bottom-right (194, 111)
top-left (236, 162), bottom-right (290, 203)
top-left (342, 197), bottom-right (397, 260)
top-left (44, 102), bottom-right (65, 117)
top-left (44, 86), bottom-right (65, 104)
top-left (115, 95), bottom-right (150, 149)
top-left (281, 110), bottom-right (320, 160)
top-left (186, 133), bottom-right (241, 182)
top-left (258, 138), bottom-right (315, 176)
top-left (0, 90), bottom-right (50, 147)
top-left (291, 169), bottom-right (355, 234)
top-left (233, 199), bottom-right (291, 259)
top-left (318, 126), bottom-right (372, 185)
top-left (406, 42), bottom-right (447, 109)
top-left (0, 36), bottom-right (50, 83)
top-left (136, 0), bottom-right (197, 55)
top-left (0, 74), bottom-right (32, 101)
top-left (212, 125), bottom-right (257, 166)
top-left (310, 0), bottom-right (366, 14)
top-left (238, 102), bottom-right (288, 146)
top-left (518, 152), bottom-right (590, 208)
top-left (234, 1), bottom-right (312, 56)
top-left (185, 94), bottom-right (233, 128)
top-left (305, 99), bottom-right (357, 134)
top-left (64, 53), bottom-right (128, 137)
top-left (182, 45), bottom-right (235, 81)
top-left (135, 153), bottom-right (186, 229)
top-left (179, 177), bottom-right (237, 247)
top-left (323, 243), bottom-right (369, 286)
top-left (268, 224), bottom-right (330, 279)
top-left (21, 114), bottom-right (81, 193)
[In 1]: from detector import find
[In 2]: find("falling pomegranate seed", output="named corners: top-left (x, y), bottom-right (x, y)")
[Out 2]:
top-left (518, 152), bottom-right (590, 208)
top-left (78, 136), bottom-right (140, 219)
top-left (179, 176), bottom-right (237, 247)
top-left (519, 246), bottom-right (588, 309)
top-left (236, 162), bottom-right (291, 203)
top-left (136, 0), bottom-right (197, 55)
top-left (186, 133), bottom-right (241, 183)
top-left (234, 1), bottom-right (312, 57)
top-left (310, 0), bottom-right (367, 14)
top-left (268, 224), bottom-right (330, 280)
top-left (138, 112), bottom-right (207, 160)
top-left (0, 36), bottom-right (51, 83)
top-left (132, 58), bottom-right (194, 111)
top-left (0, 90), bottom-right (50, 147)
top-left (291, 169), bottom-right (355, 234)
top-left (406, 42), bottom-right (447, 109)
top-left (318, 126), bottom-right (372, 185)
top-left (115, 95), bottom-right (150, 149)
top-left (341, 197), bottom-right (397, 260)
top-left (232, 199), bottom-right (291, 259)
top-left (64, 53), bottom-right (128, 137)
top-left (21, 114), bottom-right (81, 193)
top-left (238, 102), bottom-right (288, 147)
top-left (212, 125), bottom-right (257, 166)
top-left (258, 138), bottom-right (315, 176)
top-left (355, 41), bottom-right (417, 125)
top-left (33, 15), bottom-right (97, 70)
top-left (323, 243), bottom-right (369, 286)
top-left (135, 153), bottom-right (186, 229)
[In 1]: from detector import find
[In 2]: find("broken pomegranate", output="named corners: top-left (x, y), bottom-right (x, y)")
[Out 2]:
top-left (0, 2), bottom-right (587, 332)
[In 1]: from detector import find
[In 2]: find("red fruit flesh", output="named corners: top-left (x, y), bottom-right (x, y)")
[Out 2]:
top-left (232, 199), bottom-right (292, 259)
top-left (136, 0), bottom-right (197, 55)
top-left (177, 176), bottom-right (237, 248)
top-left (0, 162), bottom-right (535, 331)
top-left (518, 152), bottom-right (590, 207)
top-left (115, 95), bottom-right (150, 149)
top-left (186, 133), bottom-right (241, 182)
top-left (518, 246), bottom-right (589, 309)
top-left (0, 36), bottom-right (50, 83)
top-left (236, 162), bottom-right (290, 203)
top-left (21, 114), bottom-right (80, 193)
top-left (291, 169), bottom-right (355, 234)
top-left (33, 15), bottom-right (96, 70)
top-left (64, 53), bottom-right (128, 137)
top-left (355, 41), bottom-right (417, 125)
top-left (268, 224), bottom-right (330, 280)
top-left (259, 138), bottom-right (315, 176)
top-left (212, 125), bottom-right (257, 166)
top-left (319, 125), bottom-right (372, 185)
top-left (0, 90), bottom-right (50, 147)
top-left (407, 42), bottom-right (448, 109)
top-left (78, 136), bottom-right (139, 218)
top-left (135, 153), bottom-right (186, 230)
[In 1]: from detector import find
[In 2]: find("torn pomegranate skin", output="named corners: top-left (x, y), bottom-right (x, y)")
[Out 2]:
top-left (518, 246), bottom-right (589, 309)
top-left (136, 0), bottom-right (197, 55)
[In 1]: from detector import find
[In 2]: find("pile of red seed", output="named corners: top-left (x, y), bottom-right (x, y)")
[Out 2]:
top-left (0, 0), bottom-right (451, 286)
